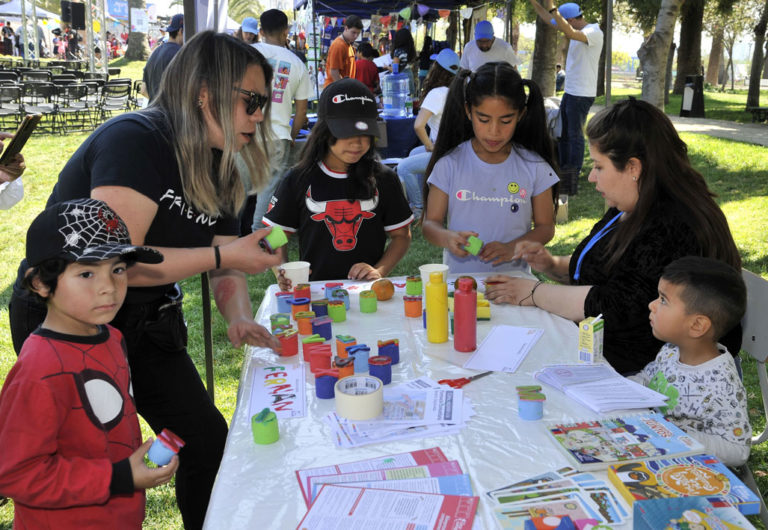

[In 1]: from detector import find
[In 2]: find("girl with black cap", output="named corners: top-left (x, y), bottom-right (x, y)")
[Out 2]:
top-left (264, 78), bottom-right (413, 287)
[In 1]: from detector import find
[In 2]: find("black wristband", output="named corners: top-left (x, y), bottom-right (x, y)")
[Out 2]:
top-left (214, 245), bottom-right (221, 269)
top-left (549, 7), bottom-right (558, 13)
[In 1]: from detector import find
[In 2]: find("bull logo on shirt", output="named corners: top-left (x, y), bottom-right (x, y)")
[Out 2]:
top-left (305, 187), bottom-right (378, 251)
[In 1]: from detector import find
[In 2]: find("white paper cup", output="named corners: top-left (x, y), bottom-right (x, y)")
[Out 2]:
top-left (419, 263), bottom-right (449, 287)
top-left (281, 261), bottom-right (310, 286)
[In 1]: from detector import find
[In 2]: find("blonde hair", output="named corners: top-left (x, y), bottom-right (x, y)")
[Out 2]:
top-left (153, 30), bottom-right (273, 217)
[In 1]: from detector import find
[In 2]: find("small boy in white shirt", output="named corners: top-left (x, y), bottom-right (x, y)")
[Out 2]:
top-left (630, 256), bottom-right (751, 466)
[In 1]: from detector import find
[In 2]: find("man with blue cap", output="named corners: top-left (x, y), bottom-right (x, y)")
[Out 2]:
top-left (530, 1), bottom-right (603, 195)
top-left (459, 20), bottom-right (521, 72)
top-left (142, 13), bottom-right (184, 102)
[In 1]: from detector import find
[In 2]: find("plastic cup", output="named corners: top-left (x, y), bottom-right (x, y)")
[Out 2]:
top-left (281, 261), bottom-right (310, 286)
top-left (419, 263), bottom-right (448, 288)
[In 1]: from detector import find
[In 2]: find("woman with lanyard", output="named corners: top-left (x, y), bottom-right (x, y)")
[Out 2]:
top-left (484, 99), bottom-right (742, 375)
top-left (8, 31), bottom-right (281, 528)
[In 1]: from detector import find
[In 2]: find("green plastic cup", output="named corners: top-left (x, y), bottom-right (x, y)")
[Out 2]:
top-left (359, 290), bottom-right (377, 313)
top-left (262, 226), bottom-right (288, 253)
top-left (464, 235), bottom-right (484, 256)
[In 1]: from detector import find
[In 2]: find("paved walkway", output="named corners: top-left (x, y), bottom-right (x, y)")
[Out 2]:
top-left (588, 104), bottom-right (768, 146)
top-left (667, 114), bottom-right (768, 147)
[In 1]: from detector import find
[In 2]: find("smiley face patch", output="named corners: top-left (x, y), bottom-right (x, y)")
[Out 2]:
top-left (507, 182), bottom-right (519, 194)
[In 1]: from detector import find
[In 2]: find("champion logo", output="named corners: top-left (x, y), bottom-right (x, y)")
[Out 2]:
top-left (456, 189), bottom-right (472, 200)
top-left (332, 94), bottom-right (374, 105)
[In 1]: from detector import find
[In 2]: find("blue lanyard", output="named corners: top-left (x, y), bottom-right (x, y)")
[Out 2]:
top-left (573, 212), bottom-right (624, 280)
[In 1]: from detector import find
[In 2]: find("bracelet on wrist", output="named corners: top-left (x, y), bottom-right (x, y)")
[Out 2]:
top-left (519, 280), bottom-right (544, 307)
top-left (214, 245), bottom-right (221, 269)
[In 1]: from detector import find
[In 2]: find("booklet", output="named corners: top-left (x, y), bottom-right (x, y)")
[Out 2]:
top-left (546, 413), bottom-right (705, 471)
top-left (534, 363), bottom-right (668, 412)
top-left (297, 484), bottom-right (479, 530)
top-left (295, 447), bottom-right (448, 505)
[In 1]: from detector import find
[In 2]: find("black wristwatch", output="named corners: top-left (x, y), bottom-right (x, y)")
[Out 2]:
top-left (549, 7), bottom-right (558, 13)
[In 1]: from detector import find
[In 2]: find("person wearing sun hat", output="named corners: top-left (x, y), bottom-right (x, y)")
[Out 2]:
top-left (396, 47), bottom-right (460, 220)
top-left (459, 19), bottom-right (521, 71)
top-left (264, 78), bottom-right (413, 284)
top-left (529, 0), bottom-right (603, 195)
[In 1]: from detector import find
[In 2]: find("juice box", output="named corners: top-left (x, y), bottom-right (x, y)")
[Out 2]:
top-left (578, 316), bottom-right (604, 363)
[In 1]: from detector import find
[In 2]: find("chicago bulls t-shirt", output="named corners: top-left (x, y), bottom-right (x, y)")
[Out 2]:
top-left (263, 161), bottom-right (413, 281)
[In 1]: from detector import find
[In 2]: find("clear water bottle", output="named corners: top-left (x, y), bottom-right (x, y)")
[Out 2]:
top-left (382, 63), bottom-right (409, 118)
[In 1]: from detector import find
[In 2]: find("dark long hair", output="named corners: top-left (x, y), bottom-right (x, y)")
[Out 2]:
top-left (423, 62), bottom-right (559, 211)
top-left (292, 120), bottom-right (382, 201)
top-left (390, 28), bottom-right (416, 64)
top-left (420, 59), bottom-right (455, 100)
top-left (586, 98), bottom-right (741, 271)
top-left (418, 36), bottom-right (433, 64)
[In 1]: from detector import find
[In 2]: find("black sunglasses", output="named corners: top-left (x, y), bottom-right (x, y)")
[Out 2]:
top-left (234, 88), bottom-right (269, 115)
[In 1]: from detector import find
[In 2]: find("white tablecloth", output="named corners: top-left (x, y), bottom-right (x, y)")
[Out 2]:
top-left (203, 274), bottom-right (633, 529)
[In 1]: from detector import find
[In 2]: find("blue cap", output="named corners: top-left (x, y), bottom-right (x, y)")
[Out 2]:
top-left (474, 20), bottom-right (494, 40)
top-left (429, 48), bottom-right (460, 75)
top-left (242, 17), bottom-right (259, 35)
top-left (551, 3), bottom-right (582, 25)
top-left (165, 14), bottom-right (183, 32)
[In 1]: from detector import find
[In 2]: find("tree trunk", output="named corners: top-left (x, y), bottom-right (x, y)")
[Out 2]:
top-left (596, 0), bottom-right (607, 97)
top-left (665, 41), bottom-right (676, 104)
top-left (531, 14), bottom-right (557, 96)
top-left (124, 0), bottom-right (149, 60)
top-left (746, 0), bottom-right (768, 107)
top-left (763, 40), bottom-right (768, 78)
top-left (706, 24), bottom-right (723, 85)
top-left (638, 0), bottom-right (684, 108)
top-left (447, 11), bottom-right (458, 50)
top-left (672, 0), bottom-right (704, 94)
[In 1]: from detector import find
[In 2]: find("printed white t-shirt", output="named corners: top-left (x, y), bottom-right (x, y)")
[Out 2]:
top-left (254, 42), bottom-right (312, 141)
top-left (420, 86), bottom-right (449, 144)
top-left (427, 140), bottom-right (559, 273)
top-left (564, 23), bottom-right (603, 97)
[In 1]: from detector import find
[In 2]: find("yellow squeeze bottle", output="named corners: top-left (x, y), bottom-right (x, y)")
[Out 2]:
top-left (426, 271), bottom-right (448, 343)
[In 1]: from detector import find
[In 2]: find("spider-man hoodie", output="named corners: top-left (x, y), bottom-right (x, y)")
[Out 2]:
top-left (0, 325), bottom-right (144, 529)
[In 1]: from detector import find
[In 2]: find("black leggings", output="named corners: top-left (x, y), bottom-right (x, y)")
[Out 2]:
top-left (9, 285), bottom-right (227, 530)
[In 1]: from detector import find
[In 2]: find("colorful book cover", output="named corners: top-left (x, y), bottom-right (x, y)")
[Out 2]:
top-left (546, 412), bottom-right (704, 470)
top-left (608, 454), bottom-right (761, 516)
top-left (633, 496), bottom-right (756, 529)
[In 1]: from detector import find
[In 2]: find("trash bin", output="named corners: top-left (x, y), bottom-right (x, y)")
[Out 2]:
top-left (680, 74), bottom-right (705, 118)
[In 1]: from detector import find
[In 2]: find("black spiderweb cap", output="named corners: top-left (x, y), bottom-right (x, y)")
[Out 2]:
top-left (26, 198), bottom-right (163, 267)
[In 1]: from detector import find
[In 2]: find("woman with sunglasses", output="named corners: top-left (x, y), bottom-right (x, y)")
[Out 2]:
top-left (8, 31), bottom-right (280, 529)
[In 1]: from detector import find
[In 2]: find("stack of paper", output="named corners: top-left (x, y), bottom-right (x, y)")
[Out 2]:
top-left (323, 377), bottom-right (475, 448)
top-left (296, 448), bottom-right (479, 529)
top-left (534, 363), bottom-right (668, 412)
top-left (487, 466), bottom-right (629, 529)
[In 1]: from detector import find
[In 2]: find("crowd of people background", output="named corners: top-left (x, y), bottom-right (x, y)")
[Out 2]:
top-left (0, 2), bottom-right (758, 529)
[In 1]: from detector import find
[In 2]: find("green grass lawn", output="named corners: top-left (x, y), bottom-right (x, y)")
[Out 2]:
top-left (594, 85), bottom-right (768, 124)
top-left (0, 85), bottom-right (766, 528)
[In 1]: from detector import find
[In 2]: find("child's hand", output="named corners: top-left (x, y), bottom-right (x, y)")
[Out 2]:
top-left (348, 263), bottom-right (381, 281)
top-left (479, 241), bottom-right (518, 266)
top-left (275, 268), bottom-right (292, 292)
top-left (445, 230), bottom-right (478, 258)
top-left (130, 439), bottom-right (179, 490)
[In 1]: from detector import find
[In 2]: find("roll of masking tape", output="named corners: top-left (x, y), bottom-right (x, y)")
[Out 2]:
top-left (334, 375), bottom-right (383, 420)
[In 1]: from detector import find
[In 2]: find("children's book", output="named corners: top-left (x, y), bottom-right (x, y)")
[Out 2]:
top-left (546, 413), bottom-right (705, 470)
top-left (608, 454), bottom-right (761, 516)
top-left (633, 496), bottom-right (756, 529)
top-left (534, 363), bottom-right (668, 412)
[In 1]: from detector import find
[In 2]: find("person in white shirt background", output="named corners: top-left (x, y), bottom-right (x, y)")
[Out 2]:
top-left (459, 20), bottom-right (521, 72)
top-left (396, 48), bottom-right (460, 221)
top-left (0, 132), bottom-right (26, 210)
top-left (530, 1), bottom-right (603, 195)
top-left (251, 8), bottom-right (311, 229)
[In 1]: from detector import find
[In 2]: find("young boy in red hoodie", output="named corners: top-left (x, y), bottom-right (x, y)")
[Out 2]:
top-left (0, 198), bottom-right (178, 529)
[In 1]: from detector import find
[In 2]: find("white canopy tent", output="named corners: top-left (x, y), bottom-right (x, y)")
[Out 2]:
top-left (0, 0), bottom-right (58, 20)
